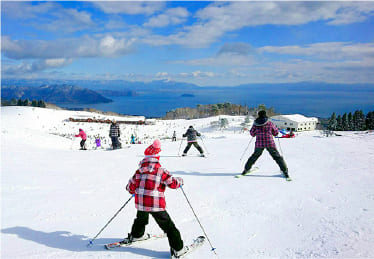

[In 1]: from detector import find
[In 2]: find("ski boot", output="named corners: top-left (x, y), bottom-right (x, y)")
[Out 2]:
top-left (124, 233), bottom-right (150, 245)
top-left (283, 171), bottom-right (292, 181)
top-left (182, 153), bottom-right (187, 157)
top-left (171, 246), bottom-right (190, 258)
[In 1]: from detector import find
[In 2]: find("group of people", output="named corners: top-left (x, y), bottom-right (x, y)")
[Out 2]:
top-left (74, 119), bottom-right (123, 150)
top-left (74, 119), bottom-right (207, 155)
top-left (122, 110), bottom-right (290, 258)
top-left (74, 111), bottom-right (289, 257)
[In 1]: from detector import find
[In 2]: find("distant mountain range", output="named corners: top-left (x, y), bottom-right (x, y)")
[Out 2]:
top-left (2, 79), bottom-right (374, 115)
top-left (1, 78), bottom-right (199, 92)
top-left (1, 84), bottom-right (112, 104)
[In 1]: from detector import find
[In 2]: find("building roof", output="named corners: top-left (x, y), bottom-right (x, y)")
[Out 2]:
top-left (271, 114), bottom-right (318, 123)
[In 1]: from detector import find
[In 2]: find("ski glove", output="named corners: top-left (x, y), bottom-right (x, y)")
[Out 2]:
top-left (175, 177), bottom-right (184, 187)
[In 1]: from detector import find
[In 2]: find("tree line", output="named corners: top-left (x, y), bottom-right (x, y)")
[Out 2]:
top-left (328, 110), bottom-right (374, 131)
top-left (1, 98), bottom-right (46, 108)
top-left (163, 103), bottom-right (278, 120)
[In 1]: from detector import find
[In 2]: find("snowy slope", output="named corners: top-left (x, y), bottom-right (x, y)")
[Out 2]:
top-left (1, 106), bottom-right (374, 258)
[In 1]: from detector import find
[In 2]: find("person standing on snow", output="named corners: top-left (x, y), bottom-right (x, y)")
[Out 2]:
top-left (95, 135), bottom-right (101, 149)
top-left (172, 131), bottom-right (177, 142)
top-left (182, 126), bottom-right (204, 157)
top-left (131, 134), bottom-right (136, 144)
top-left (242, 110), bottom-right (290, 179)
top-left (126, 140), bottom-right (189, 258)
top-left (109, 119), bottom-right (121, 149)
top-left (75, 128), bottom-right (87, 150)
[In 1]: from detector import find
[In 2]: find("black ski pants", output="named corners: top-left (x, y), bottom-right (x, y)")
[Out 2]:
top-left (111, 136), bottom-right (120, 149)
top-left (80, 139), bottom-right (86, 148)
top-left (131, 210), bottom-right (184, 251)
top-left (183, 142), bottom-right (203, 154)
top-left (244, 147), bottom-right (288, 173)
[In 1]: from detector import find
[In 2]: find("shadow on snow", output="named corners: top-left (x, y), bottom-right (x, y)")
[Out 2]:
top-left (1, 226), bottom-right (170, 258)
top-left (172, 171), bottom-right (283, 178)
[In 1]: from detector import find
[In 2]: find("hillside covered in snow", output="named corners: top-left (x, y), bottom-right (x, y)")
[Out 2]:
top-left (1, 106), bottom-right (374, 258)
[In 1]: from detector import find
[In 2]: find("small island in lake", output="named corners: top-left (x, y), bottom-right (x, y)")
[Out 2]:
top-left (180, 93), bottom-right (195, 97)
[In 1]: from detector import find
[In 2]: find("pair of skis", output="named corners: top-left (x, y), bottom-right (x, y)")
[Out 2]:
top-left (235, 167), bottom-right (292, 181)
top-left (105, 233), bottom-right (206, 258)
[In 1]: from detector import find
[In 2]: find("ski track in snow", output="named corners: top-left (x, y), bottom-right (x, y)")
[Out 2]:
top-left (1, 106), bottom-right (374, 258)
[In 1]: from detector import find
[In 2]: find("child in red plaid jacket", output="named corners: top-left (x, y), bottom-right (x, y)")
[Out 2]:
top-left (242, 110), bottom-right (289, 178)
top-left (126, 140), bottom-right (188, 257)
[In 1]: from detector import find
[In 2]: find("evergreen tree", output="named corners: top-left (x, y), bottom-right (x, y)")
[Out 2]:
top-left (355, 110), bottom-right (366, 130)
top-left (38, 100), bottom-right (46, 108)
top-left (348, 112), bottom-right (353, 130)
top-left (257, 104), bottom-right (267, 113)
top-left (328, 112), bottom-right (337, 130)
top-left (10, 98), bottom-right (17, 105)
top-left (366, 111), bottom-right (374, 130)
top-left (336, 115), bottom-right (342, 131)
top-left (342, 113), bottom-right (348, 130)
top-left (17, 99), bottom-right (23, 106)
top-left (31, 100), bottom-right (38, 107)
top-left (210, 104), bottom-right (219, 115)
top-left (23, 99), bottom-right (30, 106)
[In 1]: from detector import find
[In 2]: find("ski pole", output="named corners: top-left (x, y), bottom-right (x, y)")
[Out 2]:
top-left (240, 137), bottom-right (254, 161)
top-left (87, 194), bottom-right (134, 247)
top-left (198, 136), bottom-right (210, 155)
top-left (277, 137), bottom-right (284, 157)
top-left (180, 186), bottom-right (217, 256)
top-left (177, 138), bottom-right (184, 155)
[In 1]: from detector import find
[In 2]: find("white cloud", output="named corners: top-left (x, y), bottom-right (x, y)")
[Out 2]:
top-left (175, 42), bottom-right (257, 66)
top-left (2, 2), bottom-right (95, 33)
top-left (218, 42), bottom-right (253, 56)
top-left (156, 72), bottom-right (169, 77)
top-left (2, 35), bottom-right (137, 60)
top-left (145, 7), bottom-right (189, 27)
top-left (2, 2), bottom-right (56, 19)
top-left (142, 2), bottom-right (374, 48)
top-left (3, 58), bottom-right (73, 75)
top-left (104, 16), bottom-right (128, 30)
top-left (93, 2), bottom-right (165, 15)
top-left (259, 42), bottom-right (374, 60)
top-left (187, 71), bottom-right (215, 78)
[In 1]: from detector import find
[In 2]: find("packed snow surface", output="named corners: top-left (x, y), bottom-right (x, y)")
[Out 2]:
top-left (2, 106), bottom-right (374, 258)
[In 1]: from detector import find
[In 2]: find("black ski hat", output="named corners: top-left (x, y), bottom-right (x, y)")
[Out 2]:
top-left (258, 110), bottom-right (267, 118)
top-left (189, 125), bottom-right (193, 128)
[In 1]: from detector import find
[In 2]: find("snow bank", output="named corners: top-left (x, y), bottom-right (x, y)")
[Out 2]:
top-left (1, 106), bottom-right (374, 258)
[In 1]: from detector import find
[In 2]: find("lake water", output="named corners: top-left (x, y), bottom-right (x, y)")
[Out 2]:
top-left (58, 87), bottom-right (374, 118)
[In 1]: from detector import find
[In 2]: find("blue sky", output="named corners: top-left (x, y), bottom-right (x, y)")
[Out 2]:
top-left (2, 1), bottom-right (374, 86)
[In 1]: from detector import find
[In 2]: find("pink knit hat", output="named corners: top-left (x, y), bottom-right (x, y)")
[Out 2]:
top-left (152, 139), bottom-right (161, 149)
top-left (144, 139), bottom-right (161, 158)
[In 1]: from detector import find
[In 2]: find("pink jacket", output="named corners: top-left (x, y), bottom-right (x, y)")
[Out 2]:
top-left (75, 129), bottom-right (87, 140)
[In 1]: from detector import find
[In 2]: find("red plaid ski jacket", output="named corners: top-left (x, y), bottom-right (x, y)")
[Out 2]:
top-left (126, 157), bottom-right (182, 212)
top-left (250, 120), bottom-right (279, 148)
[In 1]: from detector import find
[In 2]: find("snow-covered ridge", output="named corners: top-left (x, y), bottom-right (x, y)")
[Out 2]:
top-left (2, 106), bottom-right (374, 258)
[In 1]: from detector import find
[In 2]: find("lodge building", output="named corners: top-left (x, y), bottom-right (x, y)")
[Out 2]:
top-left (270, 114), bottom-right (319, 132)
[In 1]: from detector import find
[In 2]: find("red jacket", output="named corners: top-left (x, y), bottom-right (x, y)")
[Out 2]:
top-left (126, 157), bottom-right (182, 212)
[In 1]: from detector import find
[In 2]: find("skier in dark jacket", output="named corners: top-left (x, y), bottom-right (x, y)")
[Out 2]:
top-left (172, 131), bottom-right (177, 142)
top-left (109, 119), bottom-right (121, 149)
top-left (242, 110), bottom-right (290, 179)
top-left (182, 126), bottom-right (204, 157)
